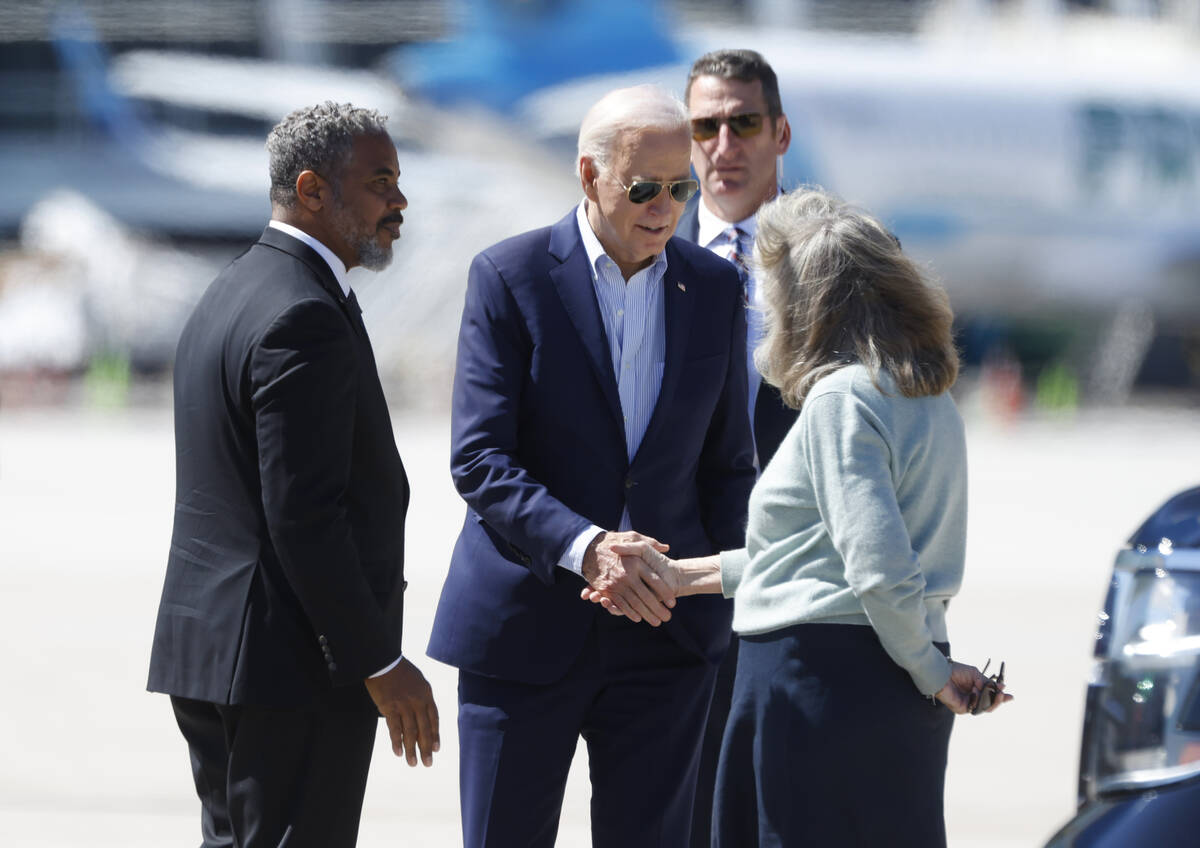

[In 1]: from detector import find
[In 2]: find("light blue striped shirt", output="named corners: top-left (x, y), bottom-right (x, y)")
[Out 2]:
top-left (559, 200), bottom-right (668, 574)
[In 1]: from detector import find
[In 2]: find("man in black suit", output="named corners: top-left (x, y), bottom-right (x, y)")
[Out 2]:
top-left (147, 102), bottom-right (438, 848)
top-left (676, 50), bottom-right (795, 848)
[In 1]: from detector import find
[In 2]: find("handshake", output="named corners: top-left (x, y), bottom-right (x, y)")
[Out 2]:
top-left (578, 530), bottom-right (721, 626)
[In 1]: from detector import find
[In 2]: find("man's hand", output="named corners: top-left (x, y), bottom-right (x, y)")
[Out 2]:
top-left (580, 531), bottom-right (673, 625)
top-left (934, 660), bottom-right (1012, 715)
top-left (582, 542), bottom-right (723, 614)
top-left (364, 658), bottom-right (440, 766)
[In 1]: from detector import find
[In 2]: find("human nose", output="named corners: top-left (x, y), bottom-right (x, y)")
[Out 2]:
top-left (646, 185), bottom-right (673, 216)
top-left (714, 122), bottom-right (739, 157)
top-left (390, 184), bottom-right (408, 210)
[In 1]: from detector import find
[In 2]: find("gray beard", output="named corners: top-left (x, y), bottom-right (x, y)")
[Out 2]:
top-left (355, 234), bottom-right (393, 271)
top-left (331, 200), bottom-right (393, 271)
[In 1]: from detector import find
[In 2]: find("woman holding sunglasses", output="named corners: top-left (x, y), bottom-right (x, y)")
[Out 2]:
top-left (584, 188), bottom-right (1010, 847)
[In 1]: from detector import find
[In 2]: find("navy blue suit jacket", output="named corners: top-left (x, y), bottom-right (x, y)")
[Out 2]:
top-left (427, 209), bottom-right (755, 685)
top-left (676, 195), bottom-right (800, 468)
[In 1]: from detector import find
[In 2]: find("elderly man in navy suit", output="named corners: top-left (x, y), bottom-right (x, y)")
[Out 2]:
top-left (427, 85), bottom-right (755, 847)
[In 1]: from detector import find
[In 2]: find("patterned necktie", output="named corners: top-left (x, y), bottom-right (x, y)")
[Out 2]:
top-left (725, 226), bottom-right (749, 304)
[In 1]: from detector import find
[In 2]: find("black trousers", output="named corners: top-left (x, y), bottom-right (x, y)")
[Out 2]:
top-left (713, 623), bottom-right (954, 848)
top-left (170, 696), bottom-right (378, 848)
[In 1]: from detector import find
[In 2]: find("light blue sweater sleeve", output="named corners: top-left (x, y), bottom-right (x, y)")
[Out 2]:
top-left (799, 389), bottom-right (951, 696)
top-left (720, 548), bottom-right (751, 598)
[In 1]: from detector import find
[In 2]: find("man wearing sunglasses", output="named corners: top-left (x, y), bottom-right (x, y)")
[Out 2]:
top-left (677, 48), bottom-right (795, 848)
top-left (428, 84), bottom-right (755, 847)
top-left (681, 49), bottom-right (794, 470)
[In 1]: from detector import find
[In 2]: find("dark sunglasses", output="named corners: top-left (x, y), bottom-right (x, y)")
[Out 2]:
top-left (970, 659), bottom-right (1006, 715)
top-left (612, 175), bottom-right (700, 205)
top-left (690, 112), bottom-right (765, 141)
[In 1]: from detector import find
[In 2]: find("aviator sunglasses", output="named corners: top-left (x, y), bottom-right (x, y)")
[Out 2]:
top-left (611, 174), bottom-right (700, 205)
top-left (691, 112), bottom-right (765, 142)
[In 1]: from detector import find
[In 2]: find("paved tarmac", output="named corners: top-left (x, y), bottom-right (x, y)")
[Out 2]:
top-left (3, 393), bottom-right (1199, 846)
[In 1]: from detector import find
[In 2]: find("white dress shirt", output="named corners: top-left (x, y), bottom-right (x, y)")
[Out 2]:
top-left (268, 220), bottom-right (351, 297)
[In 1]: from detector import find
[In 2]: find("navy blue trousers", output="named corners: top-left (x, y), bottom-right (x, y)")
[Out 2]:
top-left (713, 623), bottom-right (954, 848)
top-left (457, 611), bottom-right (719, 848)
top-left (691, 633), bottom-right (738, 848)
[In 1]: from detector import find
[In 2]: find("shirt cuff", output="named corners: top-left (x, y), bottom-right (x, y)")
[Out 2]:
top-left (368, 654), bottom-right (404, 678)
top-left (559, 525), bottom-right (606, 576)
top-left (719, 548), bottom-right (751, 598)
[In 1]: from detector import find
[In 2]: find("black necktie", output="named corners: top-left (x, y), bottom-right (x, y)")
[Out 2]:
top-left (343, 288), bottom-right (368, 341)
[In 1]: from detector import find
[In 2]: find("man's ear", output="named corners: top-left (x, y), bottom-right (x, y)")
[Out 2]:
top-left (579, 156), bottom-right (601, 203)
top-left (774, 115), bottom-right (792, 156)
top-left (295, 170), bottom-right (325, 212)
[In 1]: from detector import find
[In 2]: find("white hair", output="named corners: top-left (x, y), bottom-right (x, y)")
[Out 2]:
top-left (576, 84), bottom-right (690, 177)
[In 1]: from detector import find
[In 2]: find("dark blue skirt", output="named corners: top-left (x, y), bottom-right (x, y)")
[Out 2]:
top-left (713, 622), bottom-right (954, 847)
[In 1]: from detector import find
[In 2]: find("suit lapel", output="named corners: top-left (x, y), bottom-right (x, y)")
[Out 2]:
top-left (257, 227), bottom-right (365, 336)
top-left (633, 240), bottom-right (694, 465)
top-left (547, 212), bottom-right (624, 426)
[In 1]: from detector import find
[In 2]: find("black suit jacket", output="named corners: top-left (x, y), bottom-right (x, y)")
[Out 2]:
top-left (676, 194), bottom-right (799, 468)
top-left (147, 226), bottom-right (409, 712)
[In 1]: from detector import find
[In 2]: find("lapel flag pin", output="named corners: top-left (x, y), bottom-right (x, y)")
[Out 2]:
top-left (677, 281), bottom-right (686, 292)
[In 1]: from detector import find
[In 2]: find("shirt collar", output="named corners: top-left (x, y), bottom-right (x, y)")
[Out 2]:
top-left (268, 220), bottom-right (350, 297)
top-left (575, 200), bottom-right (668, 281)
top-left (696, 195), bottom-right (764, 251)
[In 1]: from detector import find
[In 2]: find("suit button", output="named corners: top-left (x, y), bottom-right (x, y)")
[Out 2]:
top-left (625, 476), bottom-right (634, 489)
top-left (318, 635), bottom-right (328, 646)
top-left (328, 662), bottom-right (338, 672)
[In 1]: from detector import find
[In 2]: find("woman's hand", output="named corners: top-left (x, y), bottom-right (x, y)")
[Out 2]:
top-left (934, 660), bottom-right (1012, 715)
top-left (579, 542), bottom-right (722, 614)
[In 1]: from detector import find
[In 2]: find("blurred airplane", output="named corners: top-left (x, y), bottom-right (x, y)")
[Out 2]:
top-left (723, 25), bottom-right (1200, 331)
top-left (42, 3), bottom-right (410, 233)
top-left (1, 3), bottom-right (577, 379)
top-left (388, 0), bottom-right (1200, 387)
top-left (13, 0), bottom-right (1198, 392)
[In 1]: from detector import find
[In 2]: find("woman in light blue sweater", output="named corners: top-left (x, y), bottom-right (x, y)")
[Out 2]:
top-left (586, 188), bottom-right (1009, 846)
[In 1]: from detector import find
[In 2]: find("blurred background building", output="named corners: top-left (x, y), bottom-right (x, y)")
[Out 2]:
top-left (1, 0), bottom-right (1199, 408)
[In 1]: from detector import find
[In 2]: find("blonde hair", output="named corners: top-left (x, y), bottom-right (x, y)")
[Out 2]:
top-left (754, 188), bottom-right (959, 408)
